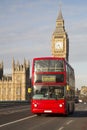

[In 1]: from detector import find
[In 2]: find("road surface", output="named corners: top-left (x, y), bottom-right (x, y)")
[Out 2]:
top-left (0, 103), bottom-right (87, 130)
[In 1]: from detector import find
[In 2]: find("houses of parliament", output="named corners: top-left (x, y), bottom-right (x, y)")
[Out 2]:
top-left (0, 8), bottom-right (69, 101)
top-left (0, 59), bottom-right (30, 101)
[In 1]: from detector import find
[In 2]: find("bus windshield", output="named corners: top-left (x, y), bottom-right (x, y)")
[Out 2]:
top-left (34, 59), bottom-right (64, 72)
top-left (33, 86), bottom-right (64, 100)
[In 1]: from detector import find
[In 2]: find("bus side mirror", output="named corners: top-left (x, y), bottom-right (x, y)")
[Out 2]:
top-left (67, 85), bottom-right (70, 91)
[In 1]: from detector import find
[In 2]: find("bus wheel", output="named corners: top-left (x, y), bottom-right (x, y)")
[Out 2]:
top-left (65, 105), bottom-right (69, 116)
top-left (37, 114), bottom-right (41, 116)
top-left (71, 104), bottom-right (75, 114)
top-left (64, 113), bottom-right (68, 117)
top-left (64, 108), bottom-right (69, 117)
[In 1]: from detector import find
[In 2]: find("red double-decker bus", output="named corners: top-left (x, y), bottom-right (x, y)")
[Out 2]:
top-left (31, 57), bottom-right (75, 116)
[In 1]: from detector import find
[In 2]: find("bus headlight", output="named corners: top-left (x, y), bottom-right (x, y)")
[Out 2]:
top-left (59, 104), bottom-right (63, 107)
top-left (34, 103), bottom-right (38, 108)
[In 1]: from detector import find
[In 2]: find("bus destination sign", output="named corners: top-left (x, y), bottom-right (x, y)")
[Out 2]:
top-left (42, 76), bottom-right (56, 82)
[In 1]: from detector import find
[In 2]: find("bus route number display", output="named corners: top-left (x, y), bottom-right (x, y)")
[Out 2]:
top-left (42, 76), bottom-right (56, 82)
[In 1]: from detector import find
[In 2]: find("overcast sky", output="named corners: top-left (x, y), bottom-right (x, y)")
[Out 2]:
top-left (0, 0), bottom-right (87, 89)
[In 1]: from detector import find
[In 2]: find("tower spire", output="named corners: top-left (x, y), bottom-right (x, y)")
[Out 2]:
top-left (57, 1), bottom-right (63, 21)
top-left (57, 8), bottom-right (63, 20)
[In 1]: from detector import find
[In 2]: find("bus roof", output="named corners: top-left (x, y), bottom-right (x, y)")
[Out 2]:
top-left (33, 57), bottom-right (65, 61)
top-left (33, 57), bottom-right (74, 71)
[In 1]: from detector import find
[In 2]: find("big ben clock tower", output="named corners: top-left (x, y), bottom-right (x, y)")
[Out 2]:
top-left (51, 8), bottom-right (69, 61)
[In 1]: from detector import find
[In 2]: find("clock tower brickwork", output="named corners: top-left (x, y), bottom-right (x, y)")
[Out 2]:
top-left (51, 8), bottom-right (69, 61)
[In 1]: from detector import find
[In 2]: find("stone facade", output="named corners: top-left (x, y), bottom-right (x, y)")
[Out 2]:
top-left (80, 86), bottom-right (87, 96)
top-left (0, 59), bottom-right (30, 101)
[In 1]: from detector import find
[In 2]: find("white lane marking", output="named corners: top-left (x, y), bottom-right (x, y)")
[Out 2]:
top-left (66, 120), bottom-right (73, 125)
top-left (58, 126), bottom-right (64, 130)
top-left (0, 115), bottom-right (36, 128)
top-left (0, 106), bottom-right (30, 115)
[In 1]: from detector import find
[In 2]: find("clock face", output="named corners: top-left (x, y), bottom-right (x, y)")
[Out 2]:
top-left (55, 42), bottom-right (63, 50)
